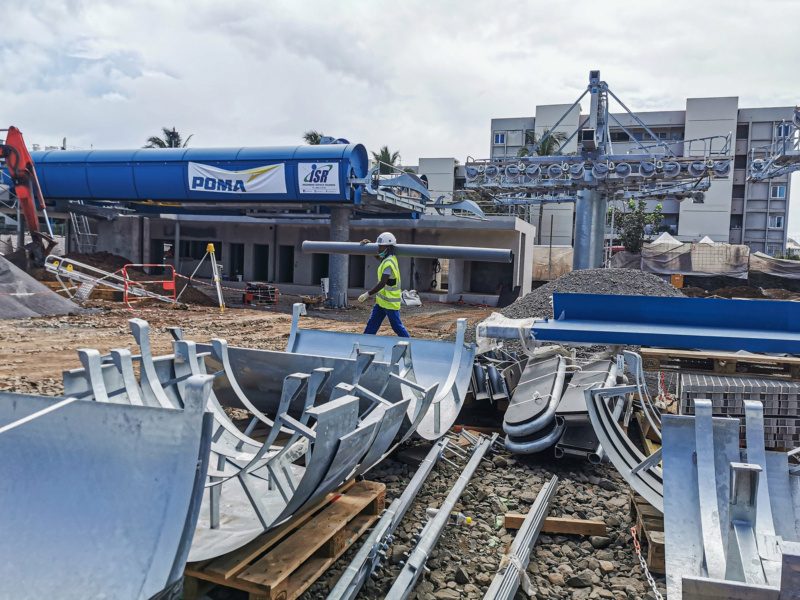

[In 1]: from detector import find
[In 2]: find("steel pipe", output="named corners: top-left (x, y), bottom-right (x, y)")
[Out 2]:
top-left (327, 439), bottom-right (448, 600)
top-left (301, 241), bottom-right (513, 263)
top-left (483, 475), bottom-right (559, 600)
top-left (385, 434), bottom-right (498, 600)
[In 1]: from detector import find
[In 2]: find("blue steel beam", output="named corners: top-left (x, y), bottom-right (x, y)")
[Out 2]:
top-left (480, 294), bottom-right (800, 354)
top-left (538, 294), bottom-right (800, 353)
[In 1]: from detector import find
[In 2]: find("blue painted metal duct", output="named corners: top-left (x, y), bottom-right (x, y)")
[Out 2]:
top-left (29, 144), bottom-right (369, 204)
top-left (532, 293), bottom-right (800, 354)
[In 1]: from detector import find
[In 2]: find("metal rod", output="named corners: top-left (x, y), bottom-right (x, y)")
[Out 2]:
top-left (483, 475), bottom-right (559, 600)
top-left (327, 439), bottom-right (449, 600)
top-left (301, 241), bottom-right (513, 263)
top-left (385, 434), bottom-right (498, 600)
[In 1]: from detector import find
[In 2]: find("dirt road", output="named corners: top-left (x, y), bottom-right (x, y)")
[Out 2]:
top-left (0, 300), bottom-right (489, 395)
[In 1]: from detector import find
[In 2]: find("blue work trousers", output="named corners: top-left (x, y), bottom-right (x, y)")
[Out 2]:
top-left (364, 304), bottom-right (410, 337)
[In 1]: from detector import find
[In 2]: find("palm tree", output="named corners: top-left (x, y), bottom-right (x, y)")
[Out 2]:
top-left (516, 129), bottom-right (569, 157)
top-left (302, 130), bottom-right (325, 145)
top-left (144, 127), bottom-right (193, 148)
top-left (371, 146), bottom-right (401, 174)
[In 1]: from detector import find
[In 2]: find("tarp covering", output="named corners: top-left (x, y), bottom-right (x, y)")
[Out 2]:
top-left (531, 245), bottom-right (573, 281)
top-left (640, 240), bottom-right (749, 278)
top-left (610, 251), bottom-right (642, 269)
top-left (750, 251), bottom-right (800, 279)
top-left (649, 232), bottom-right (682, 247)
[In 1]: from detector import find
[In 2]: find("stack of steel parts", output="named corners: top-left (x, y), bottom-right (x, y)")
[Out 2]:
top-left (662, 399), bottom-right (800, 599)
top-left (60, 310), bottom-right (474, 563)
top-left (286, 303), bottom-right (476, 439)
top-left (0, 374), bottom-right (215, 599)
top-left (471, 346), bottom-right (525, 404)
top-left (384, 433), bottom-right (499, 600)
top-left (679, 373), bottom-right (800, 449)
top-left (585, 382), bottom-right (664, 512)
top-left (498, 348), bottom-right (618, 458)
top-left (553, 359), bottom-right (618, 461)
top-left (483, 475), bottom-right (559, 600)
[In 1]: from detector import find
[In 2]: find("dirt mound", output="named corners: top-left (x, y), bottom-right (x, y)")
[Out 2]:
top-left (681, 286), bottom-right (708, 298)
top-left (501, 268), bottom-right (684, 319)
top-left (708, 286), bottom-right (766, 299)
top-left (762, 288), bottom-right (800, 300)
top-left (0, 255), bottom-right (83, 319)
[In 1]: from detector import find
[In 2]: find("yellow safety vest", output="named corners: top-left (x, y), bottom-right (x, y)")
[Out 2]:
top-left (376, 255), bottom-right (402, 310)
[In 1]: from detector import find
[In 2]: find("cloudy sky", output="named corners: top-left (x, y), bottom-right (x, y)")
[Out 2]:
top-left (5, 0), bottom-right (800, 234)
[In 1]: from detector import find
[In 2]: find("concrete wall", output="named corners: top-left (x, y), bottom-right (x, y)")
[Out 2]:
top-left (418, 158), bottom-right (456, 203)
top-left (677, 97), bottom-right (738, 240)
top-left (534, 104), bottom-right (581, 153)
top-left (99, 214), bottom-right (535, 306)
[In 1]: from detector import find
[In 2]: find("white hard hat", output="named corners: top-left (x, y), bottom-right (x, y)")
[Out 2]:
top-left (376, 232), bottom-right (397, 245)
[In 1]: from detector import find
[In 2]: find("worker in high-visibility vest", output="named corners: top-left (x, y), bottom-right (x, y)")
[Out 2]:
top-left (358, 232), bottom-right (410, 337)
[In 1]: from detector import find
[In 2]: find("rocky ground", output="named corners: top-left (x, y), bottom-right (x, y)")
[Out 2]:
top-left (297, 443), bottom-right (666, 600)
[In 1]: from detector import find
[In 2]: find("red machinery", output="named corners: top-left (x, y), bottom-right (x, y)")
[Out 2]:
top-left (1, 126), bottom-right (57, 264)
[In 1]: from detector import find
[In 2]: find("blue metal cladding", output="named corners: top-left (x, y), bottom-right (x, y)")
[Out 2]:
top-left (531, 293), bottom-right (800, 354)
top-left (29, 144), bottom-right (369, 204)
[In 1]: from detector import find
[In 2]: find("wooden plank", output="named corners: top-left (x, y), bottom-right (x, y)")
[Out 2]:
top-left (238, 481), bottom-right (384, 590)
top-left (640, 347), bottom-right (800, 381)
top-left (503, 514), bottom-right (606, 536)
top-left (283, 514), bottom-right (376, 600)
top-left (199, 479), bottom-right (356, 581)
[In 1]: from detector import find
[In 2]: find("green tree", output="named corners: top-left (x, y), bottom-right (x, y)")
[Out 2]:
top-left (517, 129), bottom-right (569, 157)
top-left (371, 146), bottom-right (401, 174)
top-left (144, 127), bottom-right (193, 148)
top-left (614, 200), bottom-right (663, 254)
top-left (302, 130), bottom-right (325, 145)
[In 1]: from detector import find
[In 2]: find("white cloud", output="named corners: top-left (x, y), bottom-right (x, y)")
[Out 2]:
top-left (3, 0), bottom-right (798, 177)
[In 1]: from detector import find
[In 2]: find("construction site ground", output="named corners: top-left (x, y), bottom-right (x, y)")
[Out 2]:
top-left (0, 293), bottom-right (664, 599)
top-left (0, 296), bottom-right (492, 395)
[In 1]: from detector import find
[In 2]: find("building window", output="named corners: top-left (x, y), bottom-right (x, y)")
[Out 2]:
top-left (777, 123), bottom-right (792, 138)
top-left (732, 185), bottom-right (745, 199)
top-left (493, 133), bottom-right (505, 145)
top-left (770, 185), bottom-right (787, 199)
top-left (769, 215), bottom-right (784, 229)
top-left (767, 244), bottom-right (783, 256)
top-left (736, 123), bottom-right (749, 140)
top-left (734, 155), bottom-right (747, 169)
top-left (610, 131), bottom-right (630, 142)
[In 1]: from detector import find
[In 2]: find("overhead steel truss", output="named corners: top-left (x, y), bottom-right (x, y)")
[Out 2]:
top-left (748, 108), bottom-right (800, 181)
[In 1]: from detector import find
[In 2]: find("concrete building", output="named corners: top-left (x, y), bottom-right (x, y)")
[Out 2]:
top-left (95, 212), bottom-right (535, 306)
top-left (491, 99), bottom-right (795, 255)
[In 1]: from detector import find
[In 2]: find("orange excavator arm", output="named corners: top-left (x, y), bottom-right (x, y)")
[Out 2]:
top-left (1, 126), bottom-right (56, 260)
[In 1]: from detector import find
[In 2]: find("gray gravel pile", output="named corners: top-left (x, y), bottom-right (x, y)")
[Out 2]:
top-left (0, 255), bottom-right (83, 319)
top-left (501, 268), bottom-right (684, 321)
top-left (297, 441), bottom-right (665, 600)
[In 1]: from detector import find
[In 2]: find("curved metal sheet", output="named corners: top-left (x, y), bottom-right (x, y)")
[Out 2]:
top-left (585, 386), bottom-right (664, 511)
top-left (662, 413), bottom-right (742, 599)
top-left (286, 307), bottom-right (474, 439)
top-left (0, 376), bottom-right (212, 600)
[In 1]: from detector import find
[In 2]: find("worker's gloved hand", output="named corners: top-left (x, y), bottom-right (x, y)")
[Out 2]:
top-left (358, 292), bottom-right (369, 303)
top-left (359, 239), bottom-right (371, 246)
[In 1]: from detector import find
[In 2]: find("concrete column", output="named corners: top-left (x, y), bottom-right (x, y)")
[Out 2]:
top-left (328, 207), bottom-right (350, 308)
top-left (573, 189), bottom-right (606, 270)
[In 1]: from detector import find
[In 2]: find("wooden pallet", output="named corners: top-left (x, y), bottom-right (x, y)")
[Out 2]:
top-left (629, 492), bottom-right (665, 575)
top-left (184, 480), bottom-right (385, 600)
top-left (640, 347), bottom-right (800, 382)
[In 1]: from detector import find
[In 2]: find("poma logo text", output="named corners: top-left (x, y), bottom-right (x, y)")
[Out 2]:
top-left (191, 177), bottom-right (246, 192)
top-left (304, 164), bottom-right (334, 183)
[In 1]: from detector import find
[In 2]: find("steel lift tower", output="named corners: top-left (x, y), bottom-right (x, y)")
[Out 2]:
top-left (747, 107), bottom-right (800, 181)
top-left (464, 71), bottom-right (735, 270)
